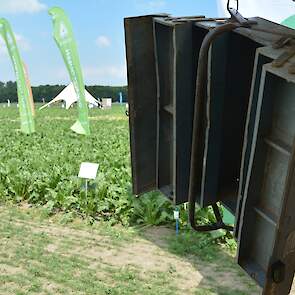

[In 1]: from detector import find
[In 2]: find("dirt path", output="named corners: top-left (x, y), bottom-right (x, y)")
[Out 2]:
top-left (0, 205), bottom-right (261, 294)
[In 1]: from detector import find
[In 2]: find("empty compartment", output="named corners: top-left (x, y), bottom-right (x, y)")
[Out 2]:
top-left (201, 30), bottom-right (261, 211)
top-left (198, 18), bottom-right (295, 214)
top-left (155, 21), bottom-right (175, 199)
top-left (125, 15), bottom-right (295, 213)
top-left (155, 19), bottom-right (208, 204)
top-left (235, 51), bottom-right (273, 238)
top-left (174, 24), bottom-right (206, 204)
top-left (125, 15), bottom-right (208, 204)
top-left (238, 64), bottom-right (295, 293)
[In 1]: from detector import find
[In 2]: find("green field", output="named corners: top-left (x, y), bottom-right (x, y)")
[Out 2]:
top-left (0, 104), bottom-right (132, 224)
top-left (0, 105), bottom-right (260, 294)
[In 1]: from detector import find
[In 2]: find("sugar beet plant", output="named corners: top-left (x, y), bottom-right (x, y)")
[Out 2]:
top-left (0, 106), bottom-right (133, 224)
top-left (0, 105), bottom-right (223, 228)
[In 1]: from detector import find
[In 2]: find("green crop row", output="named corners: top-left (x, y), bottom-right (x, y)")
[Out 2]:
top-left (0, 106), bottom-right (134, 224)
top-left (0, 104), bottom-right (232, 244)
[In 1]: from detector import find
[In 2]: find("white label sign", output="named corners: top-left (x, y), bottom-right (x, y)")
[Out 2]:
top-left (78, 162), bottom-right (99, 180)
top-left (174, 210), bottom-right (180, 220)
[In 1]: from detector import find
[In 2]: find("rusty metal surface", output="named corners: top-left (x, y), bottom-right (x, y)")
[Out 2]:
top-left (236, 46), bottom-right (295, 239)
top-left (125, 14), bottom-right (295, 293)
top-left (237, 56), bottom-right (295, 294)
top-left (125, 13), bottom-right (295, 204)
top-left (235, 18), bottom-right (295, 44)
top-left (188, 22), bottom-right (239, 229)
top-left (195, 19), bottom-right (295, 224)
top-left (200, 29), bottom-right (259, 210)
top-left (155, 19), bottom-right (203, 205)
top-left (125, 15), bottom-right (202, 204)
top-left (235, 50), bottom-right (273, 239)
top-left (124, 16), bottom-right (159, 195)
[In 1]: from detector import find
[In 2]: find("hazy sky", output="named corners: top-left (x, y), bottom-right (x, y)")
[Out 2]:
top-left (1, 0), bottom-right (293, 86)
top-left (218, 0), bottom-right (295, 23)
top-left (0, 0), bottom-right (217, 86)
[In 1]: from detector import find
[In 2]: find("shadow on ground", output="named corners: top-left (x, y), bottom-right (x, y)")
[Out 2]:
top-left (141, 226), bottom-right (261, 295)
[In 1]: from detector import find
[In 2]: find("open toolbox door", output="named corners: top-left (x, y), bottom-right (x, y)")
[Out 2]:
top-left (124, 15), bottom-right (160, 195)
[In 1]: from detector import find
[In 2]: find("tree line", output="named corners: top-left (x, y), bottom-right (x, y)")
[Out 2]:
top-left (0, 81), bottom-right (128, 103)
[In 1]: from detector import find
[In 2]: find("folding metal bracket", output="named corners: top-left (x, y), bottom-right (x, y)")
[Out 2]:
top-left (227, 0), bottom-right (256, 27)
top-left (289, 63), bottom-right (295, 74)
top-left (272, 37), bottom-right (294, 49)
top-left (271, 261), bottom-right (286, 284)
top-left (272, 47), bottom-right (295, 68)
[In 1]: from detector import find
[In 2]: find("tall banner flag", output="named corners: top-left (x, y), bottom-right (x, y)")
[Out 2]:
top-left (23, 62), bottom-right (36, 117)
top-left (0, 18), bottom-right (35, 134)
top-left (49, 7), bottom-right (90, 135)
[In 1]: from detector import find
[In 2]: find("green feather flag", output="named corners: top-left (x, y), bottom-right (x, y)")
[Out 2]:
top-left (0, 18), bottom-right (35, 134)
top-left (49, 7), bottom-right (90, 136)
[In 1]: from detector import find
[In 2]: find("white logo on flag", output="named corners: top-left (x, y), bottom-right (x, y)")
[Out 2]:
top-left (60, 23), bottom-right (68, 39)
top-left (7, 33), bottom-right (14, 45)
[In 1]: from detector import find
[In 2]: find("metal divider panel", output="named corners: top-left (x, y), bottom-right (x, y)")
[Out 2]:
top-left (124, 16), bottom-right (160, 195)
top-left (155, 20), bottom-right (209, 205)
top-left (190, 24), bottom-right (212, 206)
top-left (200, 31), bottom-right (231, 208)
top-left (237, 63), bottom-right (295, 294)
top-left (235, 49), bottom-right (273, 239)
top-left (155, 20), bottom-right (175, 201)
top-left (201, 31), bottom-right (261, 212)
top-left (236, 17), bottom-right (295, 46)
top-left (174, 22), bottom-right (197, 205)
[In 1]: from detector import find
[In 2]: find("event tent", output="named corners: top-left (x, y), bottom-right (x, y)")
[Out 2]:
top-left (39, 82), bottom-right (100, 110)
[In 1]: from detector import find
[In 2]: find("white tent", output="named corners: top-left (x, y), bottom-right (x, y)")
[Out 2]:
top-left (101, 98), bottom-right (112, 108)
top-left (39, 82), bottom-right (100, 110)
top-left (217, 0), bottom-right (295, 24)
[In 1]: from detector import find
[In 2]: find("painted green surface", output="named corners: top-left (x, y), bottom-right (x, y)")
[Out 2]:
top-left (223, 207), bottom-right (235, 225)
top-left (49, 7), bottom-right (90, 135)
top-left (0, 19), bottom-right (35, 134)
top-left (282, 15), bottom-right (295, 29)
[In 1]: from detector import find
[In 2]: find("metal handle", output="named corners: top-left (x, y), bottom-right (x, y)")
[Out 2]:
top-left (227, 0), bottom-right (239, 12)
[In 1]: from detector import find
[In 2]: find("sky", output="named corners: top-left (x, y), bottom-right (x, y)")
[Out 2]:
top-left (0, 0), bottom-right (293, 87)
top-left (0, 0), bottom-right (218, 86)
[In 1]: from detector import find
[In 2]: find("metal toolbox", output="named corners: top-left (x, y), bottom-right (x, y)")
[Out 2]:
top-left (125, 15), bottom-right (293, 209)
top-left (125, 13), bottom-right (295, 294)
